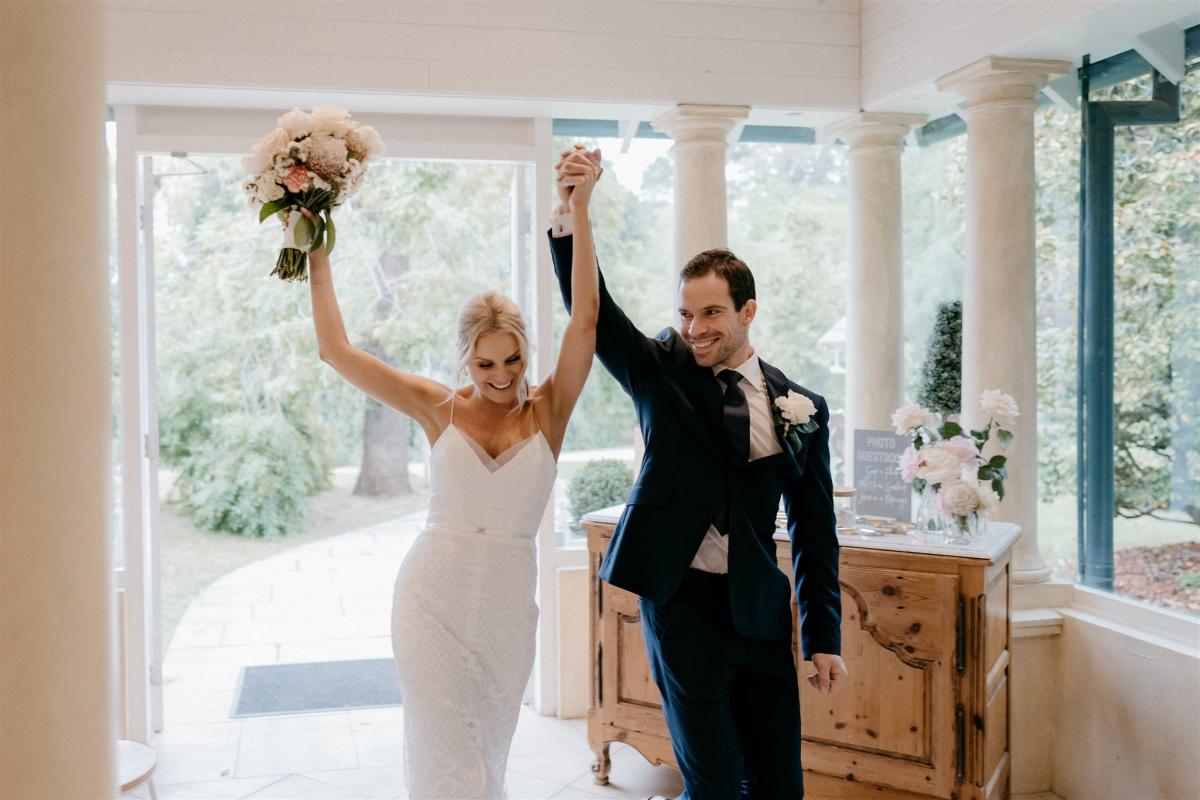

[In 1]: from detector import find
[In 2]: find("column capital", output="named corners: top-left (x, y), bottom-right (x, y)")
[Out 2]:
top-left (652, 103), bottom-right (750, 145)
top-left (821, 112), bottom-right (927, 151)
top-left (937, 56), bottom-right (1071, 109)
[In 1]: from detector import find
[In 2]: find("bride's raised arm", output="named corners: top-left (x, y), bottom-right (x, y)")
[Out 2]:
top-left (540, 147), bottom-right (602, 454)
top-left (307, 236), bottom-right (450, 443)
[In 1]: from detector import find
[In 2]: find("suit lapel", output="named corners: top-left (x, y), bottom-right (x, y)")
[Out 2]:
top-left (760, 358), bottom-right (805, 475)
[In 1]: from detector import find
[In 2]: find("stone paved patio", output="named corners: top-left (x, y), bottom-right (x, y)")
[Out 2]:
top-left (128, 511), bottom-right (682, 799)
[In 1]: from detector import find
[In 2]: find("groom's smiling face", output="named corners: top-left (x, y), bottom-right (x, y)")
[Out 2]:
top-left (677, 273), bottom-right (756, 369)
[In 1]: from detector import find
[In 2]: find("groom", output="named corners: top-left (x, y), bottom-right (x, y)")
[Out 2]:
top-left (551, 148), bottom-right (846, 800)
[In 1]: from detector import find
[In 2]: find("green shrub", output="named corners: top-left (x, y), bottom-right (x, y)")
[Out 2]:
top-left (173, 411), bottom-right (332, 538)
top-left (918, 300), bottom-right (962, 417)
top-left (567, 459), bottom-right (634, 529)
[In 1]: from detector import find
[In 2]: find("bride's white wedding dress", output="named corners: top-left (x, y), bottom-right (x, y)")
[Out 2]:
top-left (391, 399), bottom-right (556, 799)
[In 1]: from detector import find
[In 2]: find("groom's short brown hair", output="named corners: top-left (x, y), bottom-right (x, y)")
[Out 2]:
top-left (679, 249), bottom-right (756, 311)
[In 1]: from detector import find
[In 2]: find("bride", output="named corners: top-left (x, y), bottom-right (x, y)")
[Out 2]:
top-left (306, 147), bottom-right (602, 798)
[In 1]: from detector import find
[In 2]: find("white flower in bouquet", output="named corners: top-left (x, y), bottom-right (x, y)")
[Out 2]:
top-left (974, 481), bottom-right (1000, 513)
top-left (937, 480), bottom-right (981, 517)
top-left (242, 106), bottom-right (384, 281)
top-left (979, 389), bottom-right (1019, 428)
top-left (346, 126), bottom-right (384, 160)
top-left (277, 108), bottom-right (314, 139)
top-left (310, 105), bottom-right (354, 137)
top-left (891, 403), bottom-right (929, 435)
top-left (916, 445), bottom-right (963, 486)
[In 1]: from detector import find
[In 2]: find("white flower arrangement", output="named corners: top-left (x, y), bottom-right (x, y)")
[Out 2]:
top-left (773, 390), bottom-right (819, 452)
top-left (242, 107), bottom-right (384, 281)
top-left (892, 388), bottom-right (1018, 506)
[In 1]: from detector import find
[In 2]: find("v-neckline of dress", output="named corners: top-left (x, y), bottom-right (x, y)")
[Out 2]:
top-left (444, 424), bottom-right (546, 474)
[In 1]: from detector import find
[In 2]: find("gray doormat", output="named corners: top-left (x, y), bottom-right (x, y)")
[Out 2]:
top-left (232, 658), bottom-right (402, 718)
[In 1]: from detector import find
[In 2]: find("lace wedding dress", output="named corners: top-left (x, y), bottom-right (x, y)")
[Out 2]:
top-left (391, 401), bottom-right (556, 799)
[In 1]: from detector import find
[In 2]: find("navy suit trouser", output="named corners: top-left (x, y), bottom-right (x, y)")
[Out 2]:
top-left (640, 569), bottom-right (805, 800)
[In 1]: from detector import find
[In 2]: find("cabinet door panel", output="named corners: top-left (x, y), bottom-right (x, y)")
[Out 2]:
top-left (800, 565), bottom-right (959, 798)
top-left (601, 584), bottom-right (670, 736)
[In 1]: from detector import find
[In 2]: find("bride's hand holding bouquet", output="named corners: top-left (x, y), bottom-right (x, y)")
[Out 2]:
top-left (242, 106), bottom-right (383, 281)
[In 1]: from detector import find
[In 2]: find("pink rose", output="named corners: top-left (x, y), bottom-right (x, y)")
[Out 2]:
top-left (941, 435), bottom-right (978, 464)
top-left (898, 446), bottom-right (920, 483)
top-left (283, 164), bottom-right (309, 193)
top-left (916, 445), bottom-right (963, 486)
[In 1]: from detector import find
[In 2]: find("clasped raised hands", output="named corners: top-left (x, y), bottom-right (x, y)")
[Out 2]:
top-left (555, 144), bottom-right (603, 213)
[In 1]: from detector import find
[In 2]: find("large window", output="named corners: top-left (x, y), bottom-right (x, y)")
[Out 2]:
top-left (727, 141), bottom-right (849, 480)
top-left (1036, 64), bottom-right (1199, 612)
top-left (548, 135), bottom-right (673, 545)
top-left (148, 152), bottom-right (524, 638)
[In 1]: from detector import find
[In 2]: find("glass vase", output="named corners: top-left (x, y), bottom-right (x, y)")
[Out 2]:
top-left (943, 512), bottom-right (986, 544)
top-left (913, 485), bottom-right (944, 539)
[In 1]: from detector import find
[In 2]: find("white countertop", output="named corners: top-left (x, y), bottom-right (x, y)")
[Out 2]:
top-left (580, 504), bottom-right (1021, 562)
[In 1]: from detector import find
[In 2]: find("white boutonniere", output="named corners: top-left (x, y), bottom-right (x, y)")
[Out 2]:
top-left (773, 390), bottom-right (819, 452)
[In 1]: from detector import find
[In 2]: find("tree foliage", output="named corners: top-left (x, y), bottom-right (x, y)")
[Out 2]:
top-left (1035, 71), bottom-right (1199, 521)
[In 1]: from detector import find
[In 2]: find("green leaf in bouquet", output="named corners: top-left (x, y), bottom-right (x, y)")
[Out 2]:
top-left (988, 454), bottom-right (1007, 468)
top-left (970, 428), bottom-right (989, 442)
top-left (996, 428), bottom-right (1014, 447)
top-left (294, 214), bottom-right (314, 251)
top-left (939, 420), bottom-right (964, 439)
top-left (324, 210), bottom-right (336, 254)
top-left (311, 215), bottom-right (326, 253)
top-left (992, 478), bottom-right (1005, 500)
top-left (259, 198), bottom-right (290, 223)
top-left (978, 465), bottom-right (994, 481)
top-left (912, 477), bottom-right (927, 494)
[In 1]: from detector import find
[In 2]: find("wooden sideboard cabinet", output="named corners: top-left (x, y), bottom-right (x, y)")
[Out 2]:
top-left (581, 507), bottom-right (1019, 800)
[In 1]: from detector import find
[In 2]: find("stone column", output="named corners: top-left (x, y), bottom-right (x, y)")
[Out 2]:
top-left (1, 1), bottom-right (116, 795)
top-left (652, 104), bottom-right (750, 269)
top-left (937, 56), bottom-right (1069, 583)
top-left (823, 113), bottom-right (926, 478)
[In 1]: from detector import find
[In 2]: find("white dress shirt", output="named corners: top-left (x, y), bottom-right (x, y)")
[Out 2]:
top-left (690, 353), bottom-right (782, 574)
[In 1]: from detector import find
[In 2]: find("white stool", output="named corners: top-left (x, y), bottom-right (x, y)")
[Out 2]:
top-left (117, 740), bottom-right (157, 799)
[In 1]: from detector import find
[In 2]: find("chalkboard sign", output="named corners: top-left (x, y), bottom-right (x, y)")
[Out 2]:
top-left (853, 429), bottom-right (912, 521)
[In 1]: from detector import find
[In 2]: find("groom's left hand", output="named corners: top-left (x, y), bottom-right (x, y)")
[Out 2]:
top-left (808, 653), bottom-right (848, 695)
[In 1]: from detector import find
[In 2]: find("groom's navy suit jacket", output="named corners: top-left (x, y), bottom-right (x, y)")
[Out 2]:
top-left (551, 234), bottom-right (841, 656)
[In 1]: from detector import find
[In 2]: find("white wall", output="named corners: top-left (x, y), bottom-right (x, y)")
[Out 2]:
top-left (1054, 606), bottom-right (1200, 799)
top-left (105, 0), bottom-right (861, 113)
top-left (1012, 585), bottom-right (1200, 800)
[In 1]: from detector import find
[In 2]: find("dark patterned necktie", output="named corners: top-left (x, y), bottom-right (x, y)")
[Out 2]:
top-left (717, 369), bottom-right (750, 465)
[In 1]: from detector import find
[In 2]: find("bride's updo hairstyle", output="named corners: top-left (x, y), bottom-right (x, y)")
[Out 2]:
top-left (456, 291), bottom-right (532, 409)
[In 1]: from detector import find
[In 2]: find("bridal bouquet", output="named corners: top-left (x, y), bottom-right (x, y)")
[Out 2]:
top-left (892, 389), bottom-right (1018, 538)
top-left (242, 107), bottom-right (384, 281)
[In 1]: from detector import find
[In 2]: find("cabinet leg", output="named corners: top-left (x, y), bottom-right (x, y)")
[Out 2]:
top-left (591, 741), bottom-right (611, 785)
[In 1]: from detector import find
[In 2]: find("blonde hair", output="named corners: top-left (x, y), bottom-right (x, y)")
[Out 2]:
top-left (456, 291), bottom-right (532, 409)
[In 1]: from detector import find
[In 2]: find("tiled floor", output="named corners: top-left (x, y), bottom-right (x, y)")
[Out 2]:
top-left (129, 512), bottom-right (682, 800)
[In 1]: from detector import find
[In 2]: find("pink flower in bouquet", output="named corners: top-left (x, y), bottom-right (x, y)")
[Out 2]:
top-left (940, 435), bottom-right (978, 463)
top-left (282, 164), bottom-right (310, 193)
top-left (916, 444), bottom-right (963, 486)
top-left (899, 446), bottom-right (920, 483)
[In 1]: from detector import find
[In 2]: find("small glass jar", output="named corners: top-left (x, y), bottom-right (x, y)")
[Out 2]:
top-left (833, 487), bottom-right (857, 531)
